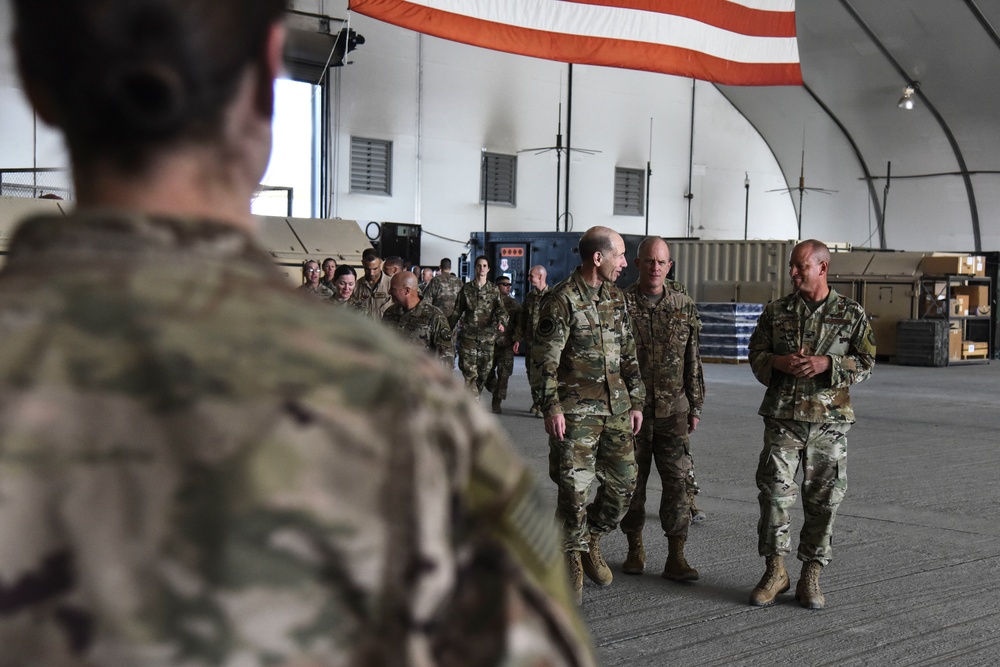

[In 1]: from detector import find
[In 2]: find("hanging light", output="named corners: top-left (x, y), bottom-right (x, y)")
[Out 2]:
top-left (897, 85), bottom-right (916, 110)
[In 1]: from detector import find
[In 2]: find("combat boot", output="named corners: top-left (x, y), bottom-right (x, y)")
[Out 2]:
top-left (795, 561), bottom-right (826, 609)
top-left (491, 395), bottom-right (502, 414)
top-left (749, 555), bottom-right (789, 607)
top-left (621, 532), bottom-right (645, 574)
top-left (566, 551), bottom-right (583, 605)
top-left (581, 532), bottom-right (613, 586)
top-left (662, 536), bottom-right (699, 581)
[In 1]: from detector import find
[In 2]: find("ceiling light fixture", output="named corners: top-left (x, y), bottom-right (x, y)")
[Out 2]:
top-left (897, 85), bottom-right (916, 110)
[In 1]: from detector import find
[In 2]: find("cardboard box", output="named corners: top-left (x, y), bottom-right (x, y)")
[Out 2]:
top-left (949, 329), bottom-right (963, 360)
top-left (949, 296), bottom-right (969, 316)
top-left (921, 255), bottom-right (979, 276)
top-left (962, 340), bottom-right (989, 359)
top-left (951, 285), bottom-right (990, 309)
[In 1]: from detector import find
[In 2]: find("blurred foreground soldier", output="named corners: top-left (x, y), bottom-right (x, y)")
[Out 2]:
top-left (532, 227), bottom-right (644, 604)
top-left (0, 1), bottom-right (596, 664)
top-left (384, 271), bottom-right (454, 366)
top-left (513, 265), bottom-right (549, 417)
top-left (748, 239), bottom-right (876, 609)
top-left (484, 275), bottom-right (521, 413)
top-left (424, 257), bottom-right (463, 320)
top-left (354, 247), bottom-right (393, 318)
top-left (618, 237), bottom-right (705, 581)
top-left (450, 255), bottom-right (508, 397)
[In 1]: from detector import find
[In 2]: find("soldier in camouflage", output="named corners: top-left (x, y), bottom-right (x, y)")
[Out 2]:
top-left (0, 2), bottom-right (598, 665)
top-left (531, 226), bottom-right (645, 604)
top-left (485, 275), bottom-right (521, 413)
top-left (384, 270), bottom-right (455, 366)
top-left (352, 247), bottom-right (394, 319)
top-left (423, 257), bottom-right (463, 320)
top-left (748, 239), bottom-right (876, 610)
top-left (298, 259), bottom-right (336, 300)
top-left (449, 255), bottom-right (509, 397)
top-left (513, 265), bottom-right (549, 417)
top-left (618, 237), bottom-right (706, 582)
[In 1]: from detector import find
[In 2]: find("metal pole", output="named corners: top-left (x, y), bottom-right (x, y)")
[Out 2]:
top-left (482, 149), bottom-right (489, 250)
top-left (564, 63), bottom-right (573, 232)
top-left (645, 117), bottom-right (652, 235)
top-left (686, 80), bottom-right (696, 237)
top-left (744, 173), bottom-right (750, 240)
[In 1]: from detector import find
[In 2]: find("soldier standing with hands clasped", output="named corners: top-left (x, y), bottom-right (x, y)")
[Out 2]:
top-left (618, 237), bottom-right (705, 581)
top-left (532, 226), bottom-right (645, 604)
top-left (748, 239), bottom-right (875, 610)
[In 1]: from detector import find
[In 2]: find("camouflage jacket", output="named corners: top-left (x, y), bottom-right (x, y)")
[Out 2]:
top-left (423, 272), bottom-right (463, 319)
top-left (531, 267), bottom-right (645, 417)
top-left (495, 294), bottom-right (521, 349)
top-left (514, 285), bottom-right (549, 346)
top-left (382, 298), bottom-right (455, 366)
top-left (352, 269), bottom-right (393, 319)
top-left (749, 288), bottom-right (876, 423)
top-left (623, 282), bottom-right (705, 420)
top-left (450, 279), bottom-right (509, 343)
top-left (0, 212), bottom-right (596, 667)
top-left (299, 282), bottom-right (336, 301)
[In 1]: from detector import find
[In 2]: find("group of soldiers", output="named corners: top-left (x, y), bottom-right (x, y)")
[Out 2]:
top-left (528, 226), bottom-right (875, 611)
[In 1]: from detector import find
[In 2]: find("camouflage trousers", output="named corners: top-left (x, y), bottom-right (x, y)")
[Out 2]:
top-left (485, 344), bottom-right (514, 400)
top-left (457, 336), bottom-right (495, 396)
top-left (755, 417), bottom-right (850, 566)
top-left (619, 412), bottom-right (693, 538)
top-left (548, 412), bottom-right (638, 552)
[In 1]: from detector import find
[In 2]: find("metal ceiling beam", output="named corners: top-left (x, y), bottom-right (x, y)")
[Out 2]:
top-left (838, 0), bottom-right (982, 252)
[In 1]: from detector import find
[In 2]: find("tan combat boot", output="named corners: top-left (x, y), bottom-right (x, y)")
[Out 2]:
top-left (749, 554), bottom-right (789, 606)
top-left (582, 532), bottom-right (613, 586)
top-left (566, 551), bottom-right (584, 605)
top-left (621, 532), bottom-right (645, 574)
top-left (662, 536), bottom-right (699, 581)
top-left (796, 561), bottom-right (826, 609)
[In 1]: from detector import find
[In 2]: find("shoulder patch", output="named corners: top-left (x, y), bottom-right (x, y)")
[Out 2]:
top-left (536, 316), bottom-right (556, 339)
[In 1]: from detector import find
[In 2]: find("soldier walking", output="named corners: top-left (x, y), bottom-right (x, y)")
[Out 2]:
top-left (532, 226), bottom-right (645, 604)
top-left (619, 237), bottom-right (705, 581)
top-left (513, 265), bottom-right (549, 417)
top-left (450, 255), bottom-right (508, 396)
top-left (384, 271), bottom-right (454, 366)
top-left (748, 239), bottom-right (876, 609)
top-left (485, 275), bottom-right (521, 413)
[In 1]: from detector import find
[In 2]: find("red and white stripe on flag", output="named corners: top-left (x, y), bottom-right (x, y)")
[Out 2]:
top-left (348, 0), bottom-right (802, 86)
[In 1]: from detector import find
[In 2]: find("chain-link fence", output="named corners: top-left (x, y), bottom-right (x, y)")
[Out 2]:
top-left (0, 168), bottom-right (73, 200)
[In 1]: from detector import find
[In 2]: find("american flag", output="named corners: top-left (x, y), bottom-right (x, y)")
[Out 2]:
top-left (349, 0), bottom-right (802, 86)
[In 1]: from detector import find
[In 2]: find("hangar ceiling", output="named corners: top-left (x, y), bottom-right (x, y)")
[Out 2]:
top-left (718, 0), bottom-right (1000, 252)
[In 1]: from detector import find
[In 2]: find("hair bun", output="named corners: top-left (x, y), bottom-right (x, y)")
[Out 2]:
top-left (103, 62), bottom-right (186, 134)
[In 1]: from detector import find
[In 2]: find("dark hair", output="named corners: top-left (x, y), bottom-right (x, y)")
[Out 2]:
top-left (474, 255), bottom-right (489, 266)
top-left (440, 258), bottom-right (452, 270)
top-left (333, 265), bottom-right (357, 280)
top-left (322, 257), bottom-right (337, 268)
top-left (12, 0), bottom-right (286, 170)
top-left (362, 248), bottom-right (379, 263)
top-left (383, 256), bottom-right (405, 271)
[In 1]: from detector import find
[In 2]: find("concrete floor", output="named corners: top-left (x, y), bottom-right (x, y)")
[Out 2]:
top-left (491, 357), bottom-right (1000, 667)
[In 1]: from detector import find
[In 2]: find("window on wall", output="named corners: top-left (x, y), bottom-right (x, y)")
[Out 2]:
top-left (614, 167), bottom-right (645, 216)
top-left (480, 152), bottom-right (517, 206)
top-left (351, 137), bottom-right (392, 196)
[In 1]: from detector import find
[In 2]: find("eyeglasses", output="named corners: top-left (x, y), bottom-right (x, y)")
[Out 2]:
top-left (498, 282), bottom-right (511, 287)
top-left (306, 268), bottom-right (321, 273)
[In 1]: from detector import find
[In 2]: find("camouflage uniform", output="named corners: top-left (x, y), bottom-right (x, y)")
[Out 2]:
top-left (423, 272), bottom-right (463, 320)
top-left (485, 293), bottom-right (521, 401)
top-left (352, 270), bottom-right (393, 319)
top-left (531, 267), bottom-right (645, 552)
top-left (749, 288), bottom-right (876, 565)
top-left (0, 212), bottom-right (597, 667)
top-left (298, 282), bottom-right (335, 301)
top-left (515, 285), bottom-right (549, 407)
top-left (382, 298), bottom-right (455, 367)
top-left (619, 280), bottom-right (705, 540)
top-left (450, 280), bottom-right (509, 397)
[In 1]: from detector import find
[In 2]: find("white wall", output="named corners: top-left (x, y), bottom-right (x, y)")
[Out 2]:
top-left (0, 2), bottom-right (798, 267)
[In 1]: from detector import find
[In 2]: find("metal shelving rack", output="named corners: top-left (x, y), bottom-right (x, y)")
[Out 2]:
top-left (918, 275), bottom-right (992, 365)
